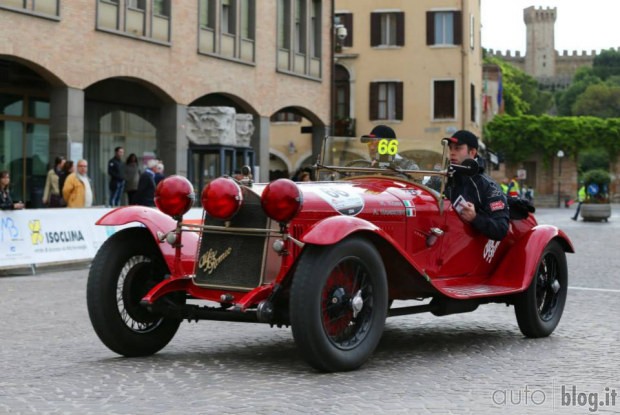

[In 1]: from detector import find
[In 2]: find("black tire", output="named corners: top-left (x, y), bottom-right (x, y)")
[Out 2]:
top-left (87, 227), bottom-right (183, 356)
top-left (514, 240), bottom-right (567, 338)
top-left (290, 237), bottom-right (388, 372)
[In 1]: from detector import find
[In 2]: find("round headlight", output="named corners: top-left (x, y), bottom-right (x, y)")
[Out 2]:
top-left (261, 178), bottom-right (302, 223)
top-left (154, 175), bottom-right (195, 218)
top-left (201, 177), bottom-right (243, 220)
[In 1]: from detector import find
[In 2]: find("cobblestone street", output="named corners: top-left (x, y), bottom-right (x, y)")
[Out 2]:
top-left (1, 207), bottom-right (619, 414)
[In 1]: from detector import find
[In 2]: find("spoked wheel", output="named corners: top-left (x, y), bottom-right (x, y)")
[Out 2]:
top-left (514, 240), bottom-right (568, 338)
top-left (87, 227), bottom-right (184, 356)
top-left (290, 237), bottom-right (387, 372)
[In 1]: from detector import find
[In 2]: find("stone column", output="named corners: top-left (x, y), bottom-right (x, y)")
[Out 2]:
top-left (159, 103), bottom-right (188, 176)
top-left (253, 116), bottom-right (270, 182)
top-left (312, 124), bottom-right (328, 164)
top-left (50, 87), bottom-right (84, 160)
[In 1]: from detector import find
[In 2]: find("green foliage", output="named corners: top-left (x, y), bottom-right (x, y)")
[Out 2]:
top-left (578, 148), bottom-right (610, 173)
top-left (572, 84), bottom-right (620, 118)
top-left (555, 67), bottom-right (602, 116)
top-left (483, 115), bottom-right (620, 166)
top-left (582, 168), bottom-right (611, 203)
top-left (592, 48), bottom-right (620, 80)
top-left (483, 56), bottom-right (553, 115)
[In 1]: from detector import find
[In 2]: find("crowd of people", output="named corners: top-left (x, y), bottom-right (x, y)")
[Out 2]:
top-left (1, 147), bottom-right (166, 210)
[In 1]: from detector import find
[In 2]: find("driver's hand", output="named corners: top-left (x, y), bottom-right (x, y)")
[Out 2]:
top-left (458, 201), bottom-right (476, 222)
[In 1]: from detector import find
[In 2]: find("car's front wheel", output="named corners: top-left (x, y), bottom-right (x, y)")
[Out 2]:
top-left (87, 227), bottom-right (183, 357)
top-left (514, 240), bottom-right (567, 338)
top-left (290, 237), bottom-right (388, 372)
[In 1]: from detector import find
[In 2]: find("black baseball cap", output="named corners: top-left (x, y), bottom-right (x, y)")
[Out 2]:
top-left (446, 130), bottom-right (479, 149)
top-left (362, 125), bottom-right (397, 140)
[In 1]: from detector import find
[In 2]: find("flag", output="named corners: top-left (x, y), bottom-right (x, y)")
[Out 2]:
top-left (497, 73), bottom-right (503, 108)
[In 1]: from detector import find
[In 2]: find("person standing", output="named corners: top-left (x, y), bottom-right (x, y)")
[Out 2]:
top-left (154, 160), bottom-right (165, 185)
top-left (42, 156), bottom-right (65, 207)
top-left (0, 171), bottom-right (25, 210)
top-left (124, 153), bottom-right (140, 205)
top-left (134, 159), bottom-right (158, 207)
top-left (108, 146), bottom-right (125, 207)
top-left (571, 185), bottom-right (586, 221)
top-left (59, 160), bottom-right (74, 197)
top-left (63, 160), bottom-right (94, 208)
top-left (444, 130), bottom-right (509, 241)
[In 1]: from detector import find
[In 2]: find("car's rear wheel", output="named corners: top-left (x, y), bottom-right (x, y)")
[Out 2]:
top-left (514, 240), bottom-right (567, 338)
top-left (87, 227), bottom-right (183, 356)
top-left (290, 237), bottom-right (388, 372)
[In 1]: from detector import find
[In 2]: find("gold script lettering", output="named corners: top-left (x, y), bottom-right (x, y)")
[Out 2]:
top-left (198, 247), bottom-right (233, 274)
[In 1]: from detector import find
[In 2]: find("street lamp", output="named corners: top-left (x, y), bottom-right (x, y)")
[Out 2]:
top-left (557, 150), bottom-right (565, 207)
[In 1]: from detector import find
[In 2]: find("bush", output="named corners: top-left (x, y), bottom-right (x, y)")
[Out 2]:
top-left (582, 169), bottom-right (611, 203)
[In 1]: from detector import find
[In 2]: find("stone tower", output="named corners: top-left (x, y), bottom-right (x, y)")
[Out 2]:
top-left (523, 6), bottom-right (556, 79)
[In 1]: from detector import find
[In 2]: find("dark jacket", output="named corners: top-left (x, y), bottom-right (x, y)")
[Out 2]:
top-left (134, 170), bottom-right (156, 207)
top-left (108, 156), bottom-right (125, 190)
top-left (0, 188), bottom-right (15, 210)
top-left (446, 170), bottom-right (510, 241)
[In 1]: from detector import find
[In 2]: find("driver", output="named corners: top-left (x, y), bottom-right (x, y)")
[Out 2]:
top-left (444, 130), bottom-right (509, 241)
top-left (361, 125), bottom-right (419, 170)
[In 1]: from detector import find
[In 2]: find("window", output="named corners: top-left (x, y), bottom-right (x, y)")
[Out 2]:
top-left (433, 80), bottom-right (455, 120)
top-left (277, 0), bottom-right (322, 78)
top-left (470, 83), bottom-right (476, 122)
top-left (426, 11), bottom-right (461, 46)
top-left (369, 81), bottom-right (403, 120)
top-left (96, 0), bottom-right (171, 43)
top-left (370, 12), bottom-right (404, 47)
top-left (335, 13), bottom-right (353, 48)
top-left (199, 0), bottom-right (255, 62)
top-left (0, 0), bottom-right (59, 17)
top-left (270, 111), bottom-right (302, 122)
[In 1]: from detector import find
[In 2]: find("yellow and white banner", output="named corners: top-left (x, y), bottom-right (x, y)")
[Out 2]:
top-left (0, 207), bottom-right (203, 269)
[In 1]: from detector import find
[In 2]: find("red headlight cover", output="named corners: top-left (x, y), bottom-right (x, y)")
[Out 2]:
top-left (261, 179), bottom-right (302, 223)
top-left (201, 177), bottom-right (243, 220)
top-left (154, 175), bottom-right (195, 218)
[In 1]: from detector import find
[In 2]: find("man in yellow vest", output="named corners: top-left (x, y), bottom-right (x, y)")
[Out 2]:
top-left (571, 185), bottom-right (586, 221)
top-left (507, 175), bottom-right (521, 198)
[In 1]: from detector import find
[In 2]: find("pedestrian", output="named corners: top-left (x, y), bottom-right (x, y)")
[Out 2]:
top-left (500, 177), bottom-right (510, 194)
top-left (59, 160), bottom-right (74, 197)
top-left (571, 185), bottom-right (586, 221)
top-left (124, 153), bottom-right (140, 205)
top-left (42, 156), bottom-right (65, 207)
top-left (108, 146), bottom-right (125, 207)
top-left (154, 160), bottom-right (165, 185)
top-left (62, 159), bottom-right (94, 208)
top-left (507, 175), bottom-right (521, 198)
top-left (444, 130), bottom-right (509, 241)
top-left (0, 170), bottom-right (25, 210)
top-left (134, 159), bottom-right (158, 207)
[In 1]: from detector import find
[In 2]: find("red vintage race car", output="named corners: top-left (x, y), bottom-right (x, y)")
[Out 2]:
top-left (86, 135), bottom-right (574, 372)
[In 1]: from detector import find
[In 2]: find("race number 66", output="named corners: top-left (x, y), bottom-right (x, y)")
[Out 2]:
top-left (378, 139), bottom-right (398, 155)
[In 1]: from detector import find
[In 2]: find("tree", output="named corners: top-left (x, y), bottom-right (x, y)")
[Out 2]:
top-left (592, 48), bottom-right (620, 80)
top-left (572, 84), bottom-right (620, 118)
top-left (483, 55), bottom-right (553, 116)
top-left (555, 67), bottom-right (602, 116)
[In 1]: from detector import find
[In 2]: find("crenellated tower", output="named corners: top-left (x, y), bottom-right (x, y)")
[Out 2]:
top-left (523, 6), bottom-right (556, 79)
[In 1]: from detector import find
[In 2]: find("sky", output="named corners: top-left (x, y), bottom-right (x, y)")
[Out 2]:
top-left (481, 0), bottom-right (620, 55)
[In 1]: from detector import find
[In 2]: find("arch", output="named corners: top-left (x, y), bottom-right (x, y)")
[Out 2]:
top-left (269, 149), bottom-right (292, 172)
top-left (0, 55), bottom-right (66, 87)
top-left (294, 151), bottom-right (315, 171)
top-left (400, 149), bottom-right (443, 170)
top-left (270, 105), bottom-right (324, 127)
top-left (81, 66), bottom-right (176, 104)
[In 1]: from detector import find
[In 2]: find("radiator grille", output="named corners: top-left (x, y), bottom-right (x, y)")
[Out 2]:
top-left (194, 188), bottom-right (269, 290)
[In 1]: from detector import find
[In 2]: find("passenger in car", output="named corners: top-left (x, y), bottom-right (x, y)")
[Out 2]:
top-left (361, 125), bottom-right (419, 170)
top-left (444, 130), bottom-right (509, 241)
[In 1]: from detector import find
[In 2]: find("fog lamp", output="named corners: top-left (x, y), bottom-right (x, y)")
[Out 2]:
top-left (201, 177), bottom-right (243, 220)
top-left (154, 175), bottom-right (195, 218)
top-left (261, 179), bottom-right (302, 223)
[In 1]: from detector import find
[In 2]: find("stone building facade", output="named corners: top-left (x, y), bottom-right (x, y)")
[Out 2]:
top-left (0, 0), bottom-right (331, 207)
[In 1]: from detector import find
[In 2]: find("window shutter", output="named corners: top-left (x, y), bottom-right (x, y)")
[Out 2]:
top-left (426, 11), bottom-right (434, 45)
top-left (395, 82), bottom-right (403, 120)
top-left (453, 11), bottom-right (462, 45)
top-left (396, 12), bottom-right (405, 46)
top-left (370, 13), bottom-right (381, 46)
top-left (343, 13), bottom-right (353, 47)
top-left (369, 82), bottom-right (379, 120)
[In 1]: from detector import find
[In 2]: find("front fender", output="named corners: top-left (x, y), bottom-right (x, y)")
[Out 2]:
top-left (97, 206), bottom-right (198, 276)
top-left (301, 215), bottom-right (382, 245)
top-left (490, 225), bottom-right (574, 291)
